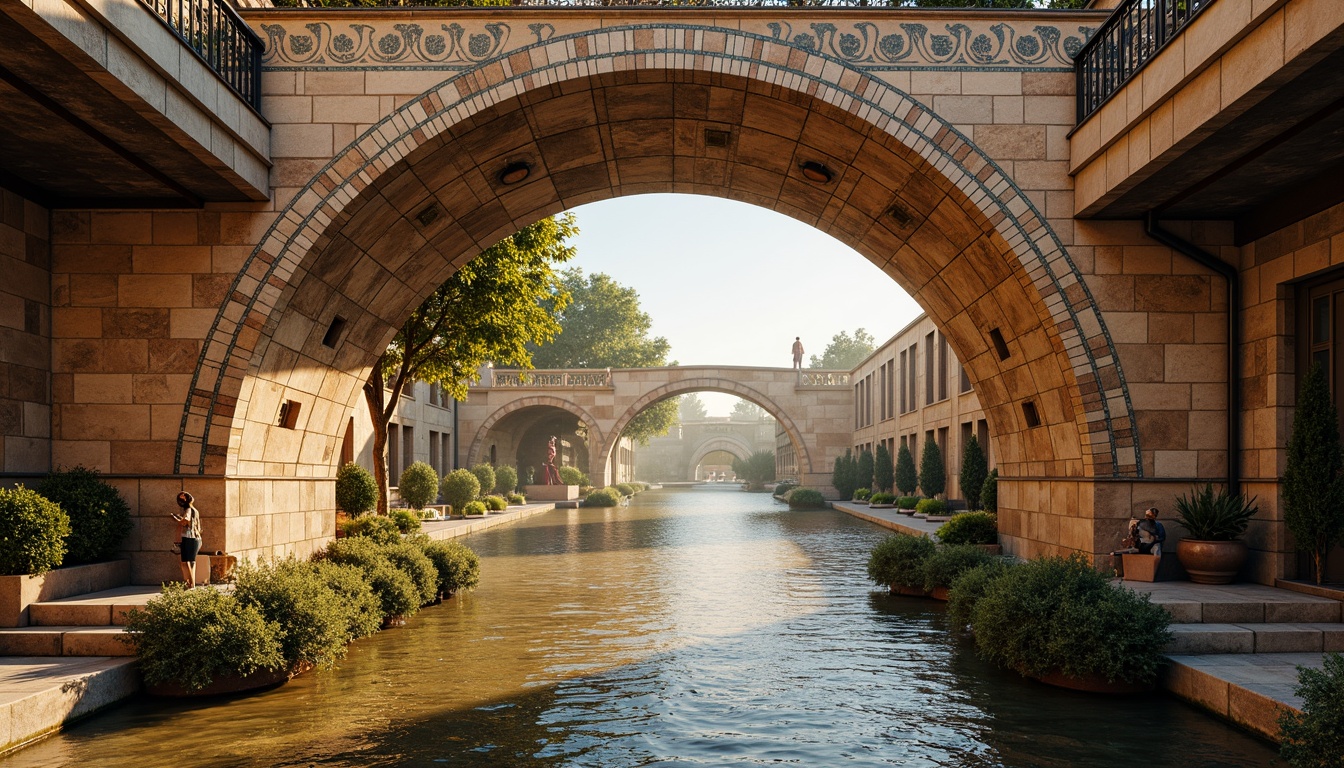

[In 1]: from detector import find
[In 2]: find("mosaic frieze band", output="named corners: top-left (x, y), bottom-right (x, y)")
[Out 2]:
top-left (178, 23), bottom-right (1138, 478)
top-left (256, 17), bottom-right (1095, 71)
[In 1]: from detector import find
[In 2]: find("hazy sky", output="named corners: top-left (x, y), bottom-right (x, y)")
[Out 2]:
top-left (565, 194), bottom-right (924, 415)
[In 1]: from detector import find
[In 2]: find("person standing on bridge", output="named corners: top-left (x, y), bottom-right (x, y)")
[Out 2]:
top-left (791, 337), bottom-right (805, 370)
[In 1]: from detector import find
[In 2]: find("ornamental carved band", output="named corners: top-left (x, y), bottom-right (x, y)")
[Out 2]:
top-left (259, 18), bottom-right (1094, 72)
top-left (490, 370), bottom-right (615, 388)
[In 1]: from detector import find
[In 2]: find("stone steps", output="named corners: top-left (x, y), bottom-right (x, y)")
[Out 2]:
top-left (1165, 622), bottom-right (1344, 655)
top-left (0, 626), bottom-right (134, 657)
top-left (25, 585), bottom-right (161, 628)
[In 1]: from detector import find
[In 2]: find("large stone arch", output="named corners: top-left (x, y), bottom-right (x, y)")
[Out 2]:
top-left (596, 377), bottom-right (813, 486)
top-left (687, 436), bottom-right (758, 481)
top-left (176, 24), bottom-right (1139, 502)
top-left (465, 395), bottom-right (606, 472)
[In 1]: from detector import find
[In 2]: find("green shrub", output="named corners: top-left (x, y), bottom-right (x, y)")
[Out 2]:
top-left (123, 584), bottom-right (284, 692)
top-left (233, 559), bottom-right (352, 670)
top-left (897, 496), bottom-right (921, 510)
top-left (336, 463), bottom-right (378, 516)
top-left (389, 508), bottom-right (422, 534)
top-left (774, 481), bottom-right (797, 498)
top-left (381, 540), bottom-right (439, 606)
top-left (340, 514), bottom-right (400, 545)
top-left (316, 538), bottom-right (420, 619)
top-left (559, 466), bottom-right (588, 486)
top-left (1278, 652), bottom-right (1344, 768)
top-left (915, 498), bottom-right (948, 517)
top-left (397, 462), bottom-right (439, 510)
top-left (507, 493), bottom-right (526, 505)
top-left (36, 466), bottom-right (131, 565)
top-left (494, 465), bottom-right (518, 495)
top-left (869, 492), bottom-right (896, 505)
top-left (970, 554), bottom-right (1171, 685)
top-left (919, 439), bottom-right (946, 498)
top-left (419, 539), bottom-right (482, 598)
top-left (853, 488), bottom-right (871, 501)
top-left (441, 469), bottom-right (481, 512)
top-left (937, 512), bottom-right (998, 545)
top-left (895, 444), bottom-right (918, 496)
top-left (0, 486), bottom-right (70, 576)
top-left (615, 483), bottom-right (636, 497)
top-left (1283, 363), bottom-right (1344, 584)
top-left (874, 443), bottom-right (894, 494)
top-left (788, 489), bottom-right (826, 509)
top-left (981, 469), bottom-right (998, 514)
top-left (311, 560), bottom-right (382, 640)
top-left (856, 448), bottom-right (874, 491)
top-left (483, 495), bottom-right (507, 511)
top-left (832, 451), bottom-right (858, 500)
top-left (866, 534), bottom-right (935, 590)
top-left (463, 500), bottom-right (487, 516)
top-left (1174, 482), bottom-right (1258, 541)
top-left (585, 488), bottom-right (621, 507)
top-left (947, 559), bottom-right (1014, 629)
top-left (922, 544), bottom-right (994, 592)
top-left (470, 464), bottom-right (496, 500)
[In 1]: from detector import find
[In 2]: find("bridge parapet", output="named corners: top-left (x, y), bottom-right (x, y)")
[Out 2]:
top-left (797, 371), bottom-right (851, 388)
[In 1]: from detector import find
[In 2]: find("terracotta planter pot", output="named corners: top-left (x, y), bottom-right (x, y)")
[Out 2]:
top-left (1176, 539), bottom-right (1248, 584)
top-left (898, 508), bottom-right (916, 515)
top-left (1034, 669), bottom-right (1155, 694)
top-left (929, 586), bottom-right (950, 601)
top-left (869, 503), bottom-right (896, 509)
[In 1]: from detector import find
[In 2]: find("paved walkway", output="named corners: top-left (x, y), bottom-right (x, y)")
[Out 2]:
top-left (830, 499), bottom-right (1341, 742)
top-left (419, 501), bottom-right (557, 540)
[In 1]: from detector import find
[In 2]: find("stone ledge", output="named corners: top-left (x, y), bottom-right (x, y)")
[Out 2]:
top-left (0, 656), bottom-right (141, 755)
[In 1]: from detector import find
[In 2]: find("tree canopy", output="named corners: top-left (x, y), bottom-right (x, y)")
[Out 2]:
top-left (732, 450), bottom-right (776, 490)
top-left (530, 268), bottom-right (677, 444)
top-left (363, 214), bottom-right (577, 512)
top-left (731, 399), bottom-right (766, 422)
top-left (679, 393), bottom-right (707, 422)
top-left (809, 328), bottom-right (876, 370)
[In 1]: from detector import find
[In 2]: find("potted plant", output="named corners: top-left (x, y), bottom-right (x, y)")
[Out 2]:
top-left (869, 492), bottom-right (896, 509)
top-left (852, 488), bottom-right (871, 505)
top-left (866, 534), bottom-right (935, 596)
top-left (1172, 483), bottom-right (1258, 584)
top-left (916, 498), bottom-right (950, 522)
top-left (896, 496), bottom-right (920, 515)
top-left (921, 544), bottom-right (994, 601)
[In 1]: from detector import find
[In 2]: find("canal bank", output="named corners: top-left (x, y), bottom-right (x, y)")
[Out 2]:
top-left (830, 499), bottom-right (1335, 743)
top-left (0, 502), bottom-right (560, 757)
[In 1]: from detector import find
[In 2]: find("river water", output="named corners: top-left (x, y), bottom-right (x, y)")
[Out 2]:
top-left (5, 486), bottom-right (1277, 767)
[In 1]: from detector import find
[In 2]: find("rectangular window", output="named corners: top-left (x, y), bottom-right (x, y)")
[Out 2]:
top-left (887, 359), bottom-right (895, 417)
top-left (429, 430), bottom-right (440, 475)
top-left (441, 433), bottom-right (452, 474)
top-left (388, 423), bottom-right (401, 480)
top-left (402, 425), bottom-right (414, 473)
top-left (908, 343), bottom-right (918, 411)
top-left (899, 350), bottom-right (908, 413)
top-left (960, 363), bottom-right (972, 394)
top-left (925, 332), bottom-right (935, 405)
top-left (879, 364), bottom-right (887, 421)
top-left (977, 419), bottom-right (990, 467)
top-left (938, 333), bottom-right (948, 402)
top-left (866, 374), bottom-right (873, 426)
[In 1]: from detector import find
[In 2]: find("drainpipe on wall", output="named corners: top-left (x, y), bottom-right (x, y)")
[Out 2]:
top-left (1143, 212), bottom-right (1241, 497)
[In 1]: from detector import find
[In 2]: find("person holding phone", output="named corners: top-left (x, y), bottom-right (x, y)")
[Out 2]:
top-left (172, 491), bottom-right (203, 587)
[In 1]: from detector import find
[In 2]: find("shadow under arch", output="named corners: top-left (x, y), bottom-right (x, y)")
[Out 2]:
top-left (598, 378), bottom-right (812, 486)
top-left (177, 23), bottom-right (1139, 490)
top-left (465, 395), bottom-right (607, 474)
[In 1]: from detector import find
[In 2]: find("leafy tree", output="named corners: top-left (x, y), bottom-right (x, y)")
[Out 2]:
top-left (960, 434), bottom-right (989, 510)
top-left (832, 450), bottom-right (858, 500)
top-left (874, 443), bottom-right (894, 494)
top-left (731, 399), bottom-right (765, 421)
top-left (856, 448), bottom-right (875, 492)
top-left (919, 438), bottom-right (946, 499)
top-left (1283, 363), bottom-right (1344, 585)
top-left (531, 268), bottom-right (676, 444)
top-left (336, 463), bottom-right (378, 516)
top-left (397, 462), bottom-right (439, 510)
top-left (679, 394), bottom-right (707, 422)
top-left (809, 328), bottom-right (875, 370)
top-left (895, 444), bottom-right (919, 496)
top-left (732, 451), bottom-right (776, 490)
top-left (364, 216), bottom-right (576, 514)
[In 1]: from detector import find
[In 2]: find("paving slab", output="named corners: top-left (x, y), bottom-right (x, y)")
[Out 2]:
top-left (831, 501), bottom-right (944, 538)
top-left (0, 656), bottom-right (140, 755)
top-left (1163, 653), bottom-right (1327, 741)
top-left (420, 502), bottom-right (557, 541)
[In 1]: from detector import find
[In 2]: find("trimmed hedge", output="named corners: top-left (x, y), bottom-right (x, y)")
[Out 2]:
top-left (915, 498), bottom-right (947, 517)
top-left (336, 463), bottom-right (378, 516)
top-left (419, 539), bottom-right (481, 598)
top-left (441, 469), bottom-right (481, 513)
top-left (559, 466), bottom-right (588, 486)
top-left (398, 462), bottom-right (439, 510)
top-left (936, 512), bottom-right (998, 545)
top-left (494, 465), bottom-right (518, 495)
top-left (615, 483), bottom-right (636, 497)
top-left (507, 493), bottom-right (526, 505)
top-left (1278, 652), bottom-right (1344, 768)
top-left (0, 486), bottom-right (70, 576)
top-left (947, 559), bottom-right (1014, 629)
top-left (340, 514), bottom-right (401, 545)
top-left (897, 496), bottom-right (920, 510)
top-left (381, 540), bottom-right (439, 606)
top-left (584, 488), bottom-right (621, 507)
top-left (788, 489), bottom-right (825, 509)
top-left (869, 492), bottom-right (896, 505)
top-left (483, 495), bottom-right (507, 511)
top-left (233, 558), bottom-right (353, 670)
top-left (390, 508), bottom-right (422, 534)
top-left (463, 500), bottom-right (487, 516)
top-left (921, 544), bottom-right (995, 592)
top-left (866, 534), bottom-right (935, 590)
top-left (316, 538), bottom-right (420, 619)
top-left (470, 465), bottom-right (496, 501)
top-left (37, 466), bottom-right (131, 565)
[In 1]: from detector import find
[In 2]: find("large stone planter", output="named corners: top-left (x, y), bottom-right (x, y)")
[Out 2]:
top-left (146, 661), bottom-right (312, 698)
top-left (0, 560), bottom-right (130, 627)
top-left (523, 484), bottom-right (579, 501)
top-left (1034, 669), bottom-right (1155, 694)
top-left (1176, 539), bottom-right (1248, 584)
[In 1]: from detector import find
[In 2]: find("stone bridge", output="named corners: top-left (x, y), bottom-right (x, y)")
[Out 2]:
top-left (458, 367), bottom-right (850, 487)
top-left (5, 0), bottom-right (1340, 583)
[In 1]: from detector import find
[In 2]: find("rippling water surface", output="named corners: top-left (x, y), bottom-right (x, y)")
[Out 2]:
top-left (4, 487), bottom-right (1277, 767)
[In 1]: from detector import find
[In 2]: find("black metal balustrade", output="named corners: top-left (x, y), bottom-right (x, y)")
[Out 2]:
top-left (139, 0), bottom-right (263, 111)
top-left (1074, 0), bottom-right (1214, 122)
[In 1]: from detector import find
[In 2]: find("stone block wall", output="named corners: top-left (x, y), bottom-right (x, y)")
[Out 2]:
top-left (0, 189), bottom-right (51, 474)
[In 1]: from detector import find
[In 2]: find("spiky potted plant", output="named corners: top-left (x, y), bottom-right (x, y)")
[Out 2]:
top-left (1172, 483), bottom-right (1258, 584)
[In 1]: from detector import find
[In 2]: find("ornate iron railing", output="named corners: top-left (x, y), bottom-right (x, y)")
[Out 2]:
top-left (797, 371), bottom-right (850, 387)
top-left (1074, 0), bottom-right (1214, 122)
top-left (490, 369), bottom-right (615, 387)
top-left (139, 0), bottom-right (263, 111)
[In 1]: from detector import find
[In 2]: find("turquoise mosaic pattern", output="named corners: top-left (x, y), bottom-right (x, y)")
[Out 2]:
top-left (178, 22), bottom-right (1138, 479)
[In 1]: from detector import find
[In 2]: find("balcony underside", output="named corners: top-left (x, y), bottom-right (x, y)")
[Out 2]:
top-left (1082, 45), bottom-right (1344, 244)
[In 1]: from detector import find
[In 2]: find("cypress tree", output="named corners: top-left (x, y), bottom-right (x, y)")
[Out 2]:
top-left (919, 438), bottom-right (946, 499)
top-left (981, 469), bottom-right (998, 514)
top-left (1283, 362), bottom-right (1344, 584)
top-left (832, 450), bottom-right (858, 500)
top-left (895, 444), bottom-right (918, 496)
top-left (874, 444), bottom-right (894, 494)
top-left (856, 448), bottom-right (875, 492)
top-left (960, 434), bottom-right (989, 510)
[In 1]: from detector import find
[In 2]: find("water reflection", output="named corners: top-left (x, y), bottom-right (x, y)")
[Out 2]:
top-left (3, 487), bottom-right (1277, 767)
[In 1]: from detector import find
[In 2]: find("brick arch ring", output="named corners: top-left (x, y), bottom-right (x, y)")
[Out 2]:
top-left (464, 396), bottom-right (607, 472)
top-left (176, 23), bottom-right (1140, 478)
top-left (598, 378), bottom-right (814, 481)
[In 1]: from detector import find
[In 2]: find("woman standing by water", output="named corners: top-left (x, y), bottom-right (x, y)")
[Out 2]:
top-left (173, 491), bottom-right (202, 587)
